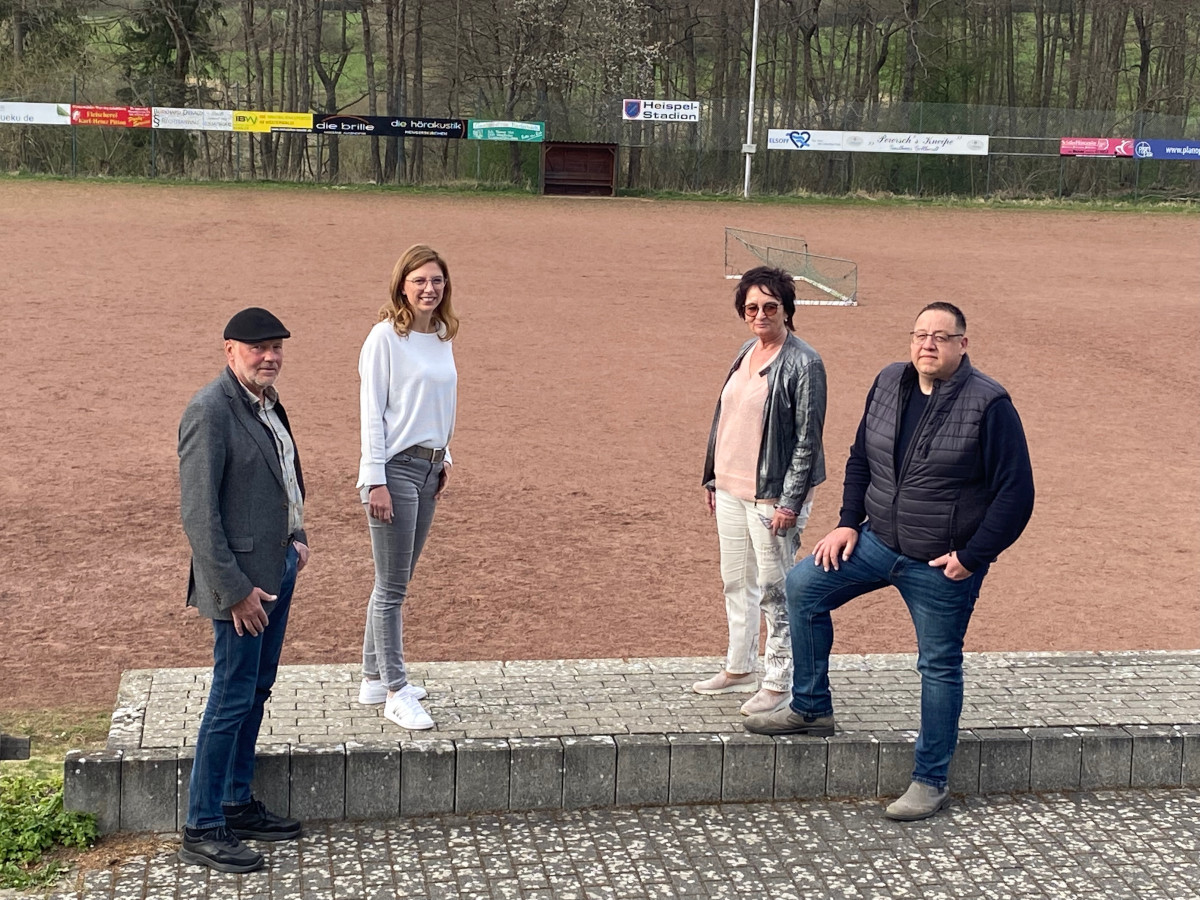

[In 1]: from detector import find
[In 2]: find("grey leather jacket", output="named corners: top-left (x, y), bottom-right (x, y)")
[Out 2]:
top-left (703, 333), bottom-right (828, 510)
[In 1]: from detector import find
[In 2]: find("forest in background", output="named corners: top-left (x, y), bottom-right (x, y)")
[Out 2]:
top-left (1, 0), bottom-right (1197, 197)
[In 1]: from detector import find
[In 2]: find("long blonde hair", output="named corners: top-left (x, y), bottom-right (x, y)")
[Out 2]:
top-left (379, 244), bottom-right (459, 340)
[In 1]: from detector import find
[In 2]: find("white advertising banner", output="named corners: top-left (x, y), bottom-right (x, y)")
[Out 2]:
top-left (152, 107), bottom-right (235, 131)
top-left (622, 99), bottom-right (700, 122)
top-left (767, 130), bottom-right (846, 151)
top-left (0, 102), bottom-right (72, 126)
top-left (768, 129), bottom-right (989, 155)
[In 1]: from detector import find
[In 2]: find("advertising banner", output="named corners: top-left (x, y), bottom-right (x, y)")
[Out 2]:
top-left (313, 114), bottom-right (389, 135)
top-left (1060, 137), bottom-right (1133, 157)
top-left (768, 129), bottom-right (988, 155)
top-left (767, 129), bottom-right (847, 151)
top-left (467, 120), bottom-right (546, 141)
top-left (0, 102), bottom-right (72, 126)
top-left (622, 99), bottom-right (700, 122)
top-left (1132, 139), bottom-right (1200, 160)
top-left (387, 117), bottom-right (467, 138)
top-left (71, 106), bottom-right (153, 128)
top-left (233, 111), bottom-right (314, 133)
top-left (152, 107), bottom-right (234, 131)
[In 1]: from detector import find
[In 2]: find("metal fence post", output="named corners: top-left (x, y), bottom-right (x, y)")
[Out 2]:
top-left (915, 101), bottom-right (923, 196)
top-left (1134, 110), bottom-right (1143, 201)
top-left (71, 74), bottom-right (77, 177)
top-left (149, 83), bottom-right (157, 178)
top-left (235, 83), bottom-right (242, 182)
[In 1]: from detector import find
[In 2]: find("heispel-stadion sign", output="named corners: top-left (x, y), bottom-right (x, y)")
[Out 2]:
top-left (622, 99), bottom-right (700, 122)
top-left (468, 120), bottom-right (545, 141)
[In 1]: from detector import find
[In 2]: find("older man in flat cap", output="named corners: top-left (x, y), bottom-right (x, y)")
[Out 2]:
top-left (177, 307), bottom-right (310, 873)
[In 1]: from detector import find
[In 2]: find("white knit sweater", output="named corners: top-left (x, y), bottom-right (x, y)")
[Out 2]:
top-left (357, 320), bottom-right (457, 489)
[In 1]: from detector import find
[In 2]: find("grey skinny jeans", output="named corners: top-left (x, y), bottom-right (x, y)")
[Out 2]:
top-left (362, 452), bottom-right (441, 691)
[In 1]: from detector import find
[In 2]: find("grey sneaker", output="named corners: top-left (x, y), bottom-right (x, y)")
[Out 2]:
top-left (743, 706), bottom-right (835, 736)
top-left (884, 781), bottom-right (950, 821)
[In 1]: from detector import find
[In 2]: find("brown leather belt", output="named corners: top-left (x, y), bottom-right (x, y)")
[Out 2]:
top-left (402, 445), bottom-right (447, 463)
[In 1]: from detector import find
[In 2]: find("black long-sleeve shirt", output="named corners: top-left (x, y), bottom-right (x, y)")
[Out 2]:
top-left (837, 380), bottom-right (1035, 572)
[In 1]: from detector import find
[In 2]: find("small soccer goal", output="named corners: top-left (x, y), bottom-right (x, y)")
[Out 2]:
top-left (724, 227), bottom-right (858, 306)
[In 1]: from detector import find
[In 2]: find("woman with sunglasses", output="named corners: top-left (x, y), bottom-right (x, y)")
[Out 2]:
top-left (355, 244), bottom-right (459, 730)
top-left (698, 266), bottom-right (828, 716)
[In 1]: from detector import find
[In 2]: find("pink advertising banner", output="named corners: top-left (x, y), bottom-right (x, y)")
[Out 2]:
top-left (1060, 137), bottom-right (1134, 157)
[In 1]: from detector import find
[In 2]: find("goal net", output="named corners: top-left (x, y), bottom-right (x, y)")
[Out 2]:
top-left (724, 227), bottom-right (858, 306)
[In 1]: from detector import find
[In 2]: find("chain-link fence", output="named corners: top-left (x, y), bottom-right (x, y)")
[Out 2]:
top-left (3, 77), bottom-right (1198, 200)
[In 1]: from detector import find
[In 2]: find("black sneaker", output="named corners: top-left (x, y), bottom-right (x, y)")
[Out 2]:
top-left (224, 797), bottom-right (303, 842)
top-left (178, 825), bottom-right (264, 873)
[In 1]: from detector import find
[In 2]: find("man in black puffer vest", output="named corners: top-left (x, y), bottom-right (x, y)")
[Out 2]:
top-left (746, 302), bottom-right (1034, 821)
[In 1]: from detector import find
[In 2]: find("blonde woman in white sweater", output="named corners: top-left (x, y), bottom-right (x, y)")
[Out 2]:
top-left (356, 245), bottom-right (458, 730)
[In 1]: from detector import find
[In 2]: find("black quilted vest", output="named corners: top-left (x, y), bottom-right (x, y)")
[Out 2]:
top-left (862, 356), bottom-right (1008, 560)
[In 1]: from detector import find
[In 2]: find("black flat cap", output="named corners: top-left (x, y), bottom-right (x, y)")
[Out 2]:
top-left (224, 307), bottom-right (291, 342)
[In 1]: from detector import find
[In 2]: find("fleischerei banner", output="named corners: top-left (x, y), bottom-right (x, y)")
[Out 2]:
top-left (71, 106), bottom-right (153, 128)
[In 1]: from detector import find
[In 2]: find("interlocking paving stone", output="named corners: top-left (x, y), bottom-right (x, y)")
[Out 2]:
top-left (37, 789), bottom-right (1200, 900)
top-left (115, 652), bottom-right (1200, 752)
top-left (73, 651), bottom-right (1200, 837)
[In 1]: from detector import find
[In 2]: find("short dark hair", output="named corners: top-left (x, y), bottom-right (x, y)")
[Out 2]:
top-left (917, 301), bottom-right (966, 333)
top-left (734, 266), bottom-right (796, 331)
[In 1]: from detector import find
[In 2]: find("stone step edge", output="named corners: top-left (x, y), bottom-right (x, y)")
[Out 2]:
top-left (66, 724), bottom-right (1200, 834)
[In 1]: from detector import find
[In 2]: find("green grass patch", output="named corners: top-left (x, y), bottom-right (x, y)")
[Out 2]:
top-left (0, 771), bottom-right (98, 890)
top-left (0, 709), bottom-right (108, 889)
top-left (1, 169), bottom-right (1197, 213)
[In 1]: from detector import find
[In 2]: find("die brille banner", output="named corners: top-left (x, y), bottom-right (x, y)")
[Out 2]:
top-left (1060, 137), bottom-right (1134, 157)
top-left (313, 115), bottom-right (467, 138)
top-left (767, 129), bottom-right (989, 155)
top-left (622, 99), bottom-right (700, 122)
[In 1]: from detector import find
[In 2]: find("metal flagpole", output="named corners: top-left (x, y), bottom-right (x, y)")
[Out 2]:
top-left (742, 0), bottom-right (762, 198)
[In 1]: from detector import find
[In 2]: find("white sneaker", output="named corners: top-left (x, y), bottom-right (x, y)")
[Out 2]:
top-left (692, 671), bottom-right (758, 695)
top-left (384, 687), bottom-right (434, 730)
top-left (358, 678), bottom-right (426, 705)
top-left (739, 688), bottom-right (791, 716)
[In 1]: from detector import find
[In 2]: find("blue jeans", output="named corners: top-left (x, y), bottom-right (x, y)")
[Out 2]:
top-left (362, 453), bottom-right (441, 692)
top-left (785, 525), bottom-right (987, 789)
top-left (186, 543), bottom-right (298, 829)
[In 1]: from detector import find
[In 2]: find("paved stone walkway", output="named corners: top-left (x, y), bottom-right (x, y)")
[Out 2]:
top-left (109, 651), bottom-right (1200, 750)
top-left (41, 788), bottom-right (1200, 900)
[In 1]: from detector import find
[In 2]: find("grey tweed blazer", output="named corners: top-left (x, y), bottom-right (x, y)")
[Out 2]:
top-left (179, 367), bottom-right (308, 620)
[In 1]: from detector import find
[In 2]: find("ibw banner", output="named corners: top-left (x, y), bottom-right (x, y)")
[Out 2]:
top-left (622, 99), bottom-right (700, 122)
top-left (768, 129), bottom-right (988, 155)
